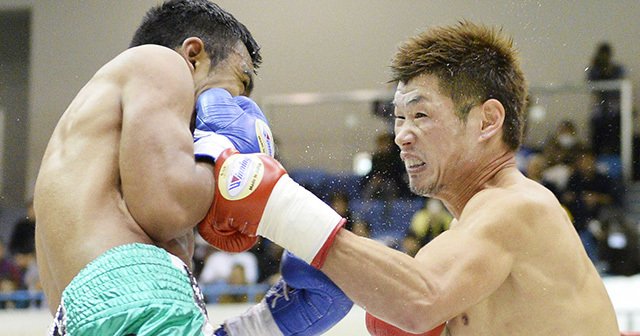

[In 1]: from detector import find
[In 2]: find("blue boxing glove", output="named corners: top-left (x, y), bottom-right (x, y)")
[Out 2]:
top-left (193, 88), bottom-right (275, 162)
top-left (214, 251), bottom-right (353, 336)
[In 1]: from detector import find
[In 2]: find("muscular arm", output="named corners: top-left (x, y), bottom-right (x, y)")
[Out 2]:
top-left (119, 45), bottom-right (214, 242)
top-left (322, 202), bottom-right (517, 333)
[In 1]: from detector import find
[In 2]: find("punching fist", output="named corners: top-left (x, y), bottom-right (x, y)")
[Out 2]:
top-left (366, 313), bottom-right (446, 336)
top-left (197, 149), bottom-right (288, 252)
top-left (198, 149), bottom-right (345, 267)
top-left (215, 251), bottom-right (353, 336)
top-left (193, 88), bottom-right (274, 162)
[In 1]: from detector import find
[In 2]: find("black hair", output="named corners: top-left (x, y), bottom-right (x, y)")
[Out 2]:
top-left (129, 0), bottom-right (261, 71)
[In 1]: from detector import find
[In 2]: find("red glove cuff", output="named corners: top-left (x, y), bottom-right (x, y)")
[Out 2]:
top-left (365, 312), bottom-right (445, 336)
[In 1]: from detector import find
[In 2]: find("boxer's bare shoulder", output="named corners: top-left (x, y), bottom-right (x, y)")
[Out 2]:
top-left (34, 44), bottom-right (196, 313)
top-left (456, 172), bottom-right (558, 234)
top-left (443, 171), bottom-right (618, 335)
top-left (85, 45), bottom-right (194, 98)
top-left (115, 45), bottom-right (192, 80)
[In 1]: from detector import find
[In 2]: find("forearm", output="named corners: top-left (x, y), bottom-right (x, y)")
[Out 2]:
top-left (322, 229), bottom-right (442, 332)
top-left (122, 151), bottom-right (215, 242)
top-left (152, 160), bottom-right (215, 238)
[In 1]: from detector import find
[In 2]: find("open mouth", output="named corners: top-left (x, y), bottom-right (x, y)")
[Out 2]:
top-left (404, 158), bottom-right (426, 170)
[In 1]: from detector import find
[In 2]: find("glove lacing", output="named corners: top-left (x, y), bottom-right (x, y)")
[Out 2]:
top-left (269, 282), bottom-right (291, 309)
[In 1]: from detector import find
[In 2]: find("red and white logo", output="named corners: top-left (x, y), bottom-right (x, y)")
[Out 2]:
top-left (219, 154), bottom-right (264, 200)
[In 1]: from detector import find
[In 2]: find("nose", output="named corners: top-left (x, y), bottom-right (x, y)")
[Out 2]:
top-left (394, 123), bottom-right (414, 148)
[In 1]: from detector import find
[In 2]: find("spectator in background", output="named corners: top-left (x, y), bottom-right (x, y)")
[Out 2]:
top-left (329, 191), bottom-right (372, 238)
top-left (362, 132), bottom-right (410, 200)
top-left (349, 220), bottom-right (372, 238)
top-left (401, 232), bottom-right (422, 257)
top-left (586, 42), bottom-right (626, 156)
top-left (596, 209), bottom-right (640, 276)
top-left (562, 149), bottom-right (621, 266)
top-left (543, 119), bottom-right (585, 165)
top-left (198, 247), bottom-right (259, 286)
top-left (12, 250), bottom-right (38, 308)
top-left (526, 153), bottom-right (577, 229)
top-left (541, 120), bottom-right (585, 195)
top-left (525, 153), bottom-right (560, 197)
top-left (7, 200), bottom-right (39, 309)
top-left (0, 240), bottom-right (21, 309)
top-left (407, 199), bottom-right (452, 247)
top-left (329, 192), bottom-right (354, 227)
top-left (217, 264), bottom-right (251, 303)
top-left (9, 199), bottom-right (36, 258)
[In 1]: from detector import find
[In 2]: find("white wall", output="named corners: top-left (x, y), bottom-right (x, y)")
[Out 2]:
top-left (0, 0), bottom-right (638, 196)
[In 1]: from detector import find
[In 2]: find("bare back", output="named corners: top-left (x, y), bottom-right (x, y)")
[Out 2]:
top-left (439, 170), bottom-right (619, 335)
top-left (34, 45), bottom-right (208, 313)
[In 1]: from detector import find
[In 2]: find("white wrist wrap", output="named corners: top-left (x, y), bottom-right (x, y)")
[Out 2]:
top-left (224, 301), bottom-right (283, 336)
top-left (257, 174), bottom-right (343, 265)
top-left (193, 130), bottom-right (235, 161)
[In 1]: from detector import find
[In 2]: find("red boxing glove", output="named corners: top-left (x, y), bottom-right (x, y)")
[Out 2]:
top-left (198, 149), bottom-right (345, 268)
top-left (197, 149), bottom-right (286, 252)
top-left (366, 312), bottom-right (446, 336)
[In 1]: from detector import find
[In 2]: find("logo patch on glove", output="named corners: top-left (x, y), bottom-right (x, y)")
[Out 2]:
top-left (255, 119), bottom-right (275, 157)
top-left (218, 154), bottom-right (265, 200)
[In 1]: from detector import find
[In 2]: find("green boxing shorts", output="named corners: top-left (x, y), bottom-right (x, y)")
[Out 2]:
top-left (48, 243), bottom-right (214, 336)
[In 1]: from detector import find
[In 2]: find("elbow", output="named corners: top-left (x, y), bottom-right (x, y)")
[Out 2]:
top-left (393, 296), bottom-right (444, 333)
top-left (404, 320), bottom-right (446, 335)
top-left (395, 311), bottom-right (440, 334)
top-left (153, 208), bottom-right (194, 241)
top-left (120, 163), bottom-right (212, 242)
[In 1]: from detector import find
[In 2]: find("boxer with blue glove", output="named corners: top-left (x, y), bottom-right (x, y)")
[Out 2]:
top-left (214, 251), bottom-right (353, 336)
top-left (193, 87), bottom-right (274, 162)
top-left (193, 88), bottom-right (276, 251)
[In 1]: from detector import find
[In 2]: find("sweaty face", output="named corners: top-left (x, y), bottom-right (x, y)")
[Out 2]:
top-left (393, 75), bottom-right (470, 197)
top-left (200, 41), bottom-right (255, 97)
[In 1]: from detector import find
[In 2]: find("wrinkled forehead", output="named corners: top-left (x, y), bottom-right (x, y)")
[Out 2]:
top-left (392, 75), bottom-right (442, 107)
top-left (393, 86), bottom-right (420, 108)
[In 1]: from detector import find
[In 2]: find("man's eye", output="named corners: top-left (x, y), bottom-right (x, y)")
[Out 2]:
top-left (415, 112), bottom-right (428, 118)
top-left (394, 115), bottom-right (405, 120)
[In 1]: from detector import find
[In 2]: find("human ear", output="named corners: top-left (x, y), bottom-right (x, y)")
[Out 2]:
top-left (181, 37), bottom-right (205, 69)
top-left (479, 99), bottom-right (505, 141)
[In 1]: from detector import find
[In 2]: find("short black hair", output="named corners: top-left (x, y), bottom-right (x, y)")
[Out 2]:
top-left (129, 0), bottom-right (261, 71)
top-left (597, 42), bottom-right (612, 55)
top-left (391, 20), bottom-right (528, 151)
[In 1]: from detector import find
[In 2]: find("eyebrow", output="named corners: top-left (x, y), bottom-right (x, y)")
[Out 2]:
top-left (406, 95), bottom-right (424, 105)
top-left (392, 94), bottom-right (424, 107)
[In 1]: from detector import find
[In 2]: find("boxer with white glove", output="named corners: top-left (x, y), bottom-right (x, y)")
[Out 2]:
top-left (193, 87), bottom-right (274, 162)
top-left (213, 250), bottom-right (353, 336)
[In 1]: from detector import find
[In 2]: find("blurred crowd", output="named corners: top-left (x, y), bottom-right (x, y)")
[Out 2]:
top-left (0, 200), bottom-right (39, 309)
